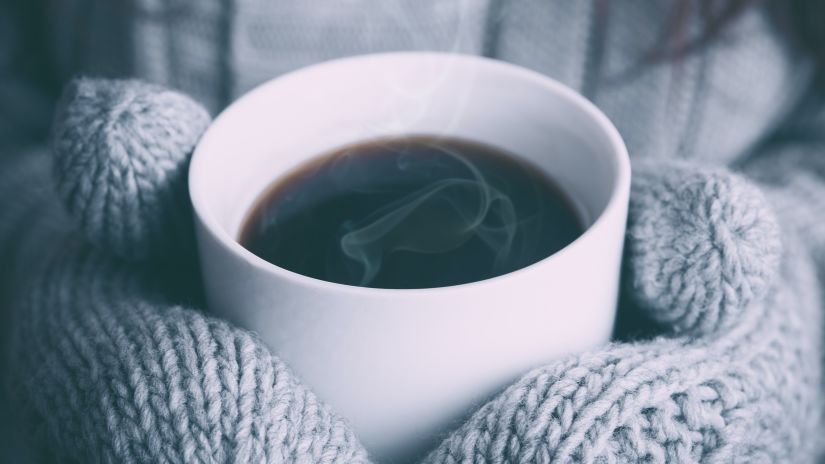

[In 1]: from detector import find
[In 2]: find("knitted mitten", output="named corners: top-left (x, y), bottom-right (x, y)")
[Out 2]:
top-left (6, 79), bottom-right (370, 463)
top-left (425, 164), bottom-right (822, 462)
top-left (4, 78), bottom-right (822, 463)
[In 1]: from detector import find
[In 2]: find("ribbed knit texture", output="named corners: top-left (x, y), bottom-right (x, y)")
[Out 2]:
top-left (2, 1), bottom-right (825, 462)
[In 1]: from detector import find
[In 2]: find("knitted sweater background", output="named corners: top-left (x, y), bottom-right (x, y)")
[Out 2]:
top-left (2, 1), bottom-right (825, 462)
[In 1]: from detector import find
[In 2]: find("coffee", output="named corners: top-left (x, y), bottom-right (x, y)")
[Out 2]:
top-left (239, 136), bottom-right (583, 289)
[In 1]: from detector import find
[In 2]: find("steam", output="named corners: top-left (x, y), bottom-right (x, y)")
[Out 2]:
top-left (339, 145), bottom-right (517, 286)
top-left (350, 0), bottom-right (480, 139)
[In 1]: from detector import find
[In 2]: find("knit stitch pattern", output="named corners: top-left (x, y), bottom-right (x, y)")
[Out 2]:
top-left (51, 78), bottom-right (212, 262)
top-left (10, 245), bottom-right (370, 463)
top-left (626, 161), bottom-right (782, 335)
top-left (423, 245), bottom-right (821, 462)
top-left (2, 78), bottom-right (821, 463)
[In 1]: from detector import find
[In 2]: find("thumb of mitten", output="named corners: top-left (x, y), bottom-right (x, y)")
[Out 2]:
top-left (625, 159), bottom-right (781, 335)
top-left (51, 78), bottom-right (212, 261)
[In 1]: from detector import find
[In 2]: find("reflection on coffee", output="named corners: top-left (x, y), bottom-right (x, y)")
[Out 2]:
top-left (239, 135), bottom-right (583, 289)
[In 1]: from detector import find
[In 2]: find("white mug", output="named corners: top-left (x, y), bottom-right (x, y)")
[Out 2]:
top-left (190, 52), bottom-right (630, 462)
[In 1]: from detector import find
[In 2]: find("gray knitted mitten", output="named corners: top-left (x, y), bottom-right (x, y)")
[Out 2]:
top-left (6, 78), bottom-right (823, 463)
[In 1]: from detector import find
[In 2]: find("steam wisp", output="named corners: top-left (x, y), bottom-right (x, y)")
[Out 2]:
top-left (239, 136), bottom-right (582, 289)
top-left (339, 146), bottom-right (517, 286)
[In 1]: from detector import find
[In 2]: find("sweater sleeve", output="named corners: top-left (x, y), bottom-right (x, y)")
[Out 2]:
top-left (0, 0), bottom-right (59, 152)
top-left (0, 146), bottom-right (72, 464)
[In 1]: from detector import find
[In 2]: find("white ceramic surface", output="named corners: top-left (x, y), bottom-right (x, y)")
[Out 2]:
top-left (190, 52), bottom-right (630, 463)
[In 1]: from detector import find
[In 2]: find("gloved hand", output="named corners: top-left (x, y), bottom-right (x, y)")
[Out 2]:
top-left (6, 78), bottom-right (822, 463)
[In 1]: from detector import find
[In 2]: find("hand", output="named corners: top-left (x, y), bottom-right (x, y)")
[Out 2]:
top-left (10, 78), bottom-right (370, 463)
top-left (9, 78), bottom-right (821, 463)
top-left (425, 160), bottom-right (821, 463)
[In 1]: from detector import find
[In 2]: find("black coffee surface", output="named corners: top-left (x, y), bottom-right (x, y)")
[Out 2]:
top-left (239, 136), bottom-right (583, 289)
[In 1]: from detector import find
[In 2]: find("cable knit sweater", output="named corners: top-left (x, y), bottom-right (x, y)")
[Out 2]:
top-left (1, 1), bottom-right (824, 462)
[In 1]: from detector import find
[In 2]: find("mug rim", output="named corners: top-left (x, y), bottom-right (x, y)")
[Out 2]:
top-left (189, 51), bottom-right (630, 296)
